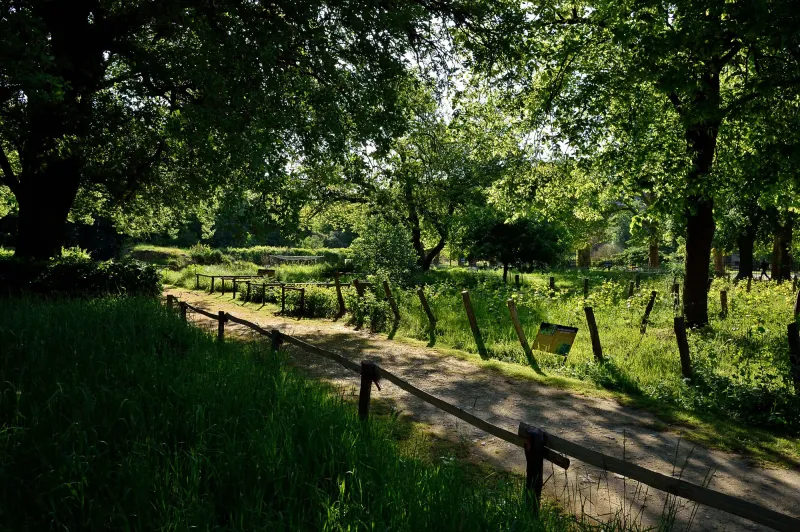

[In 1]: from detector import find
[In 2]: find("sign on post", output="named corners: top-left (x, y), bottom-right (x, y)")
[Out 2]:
top-left (533, 323), bottom-right (578, 356)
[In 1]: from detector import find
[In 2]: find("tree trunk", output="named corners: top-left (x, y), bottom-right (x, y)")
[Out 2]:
top-left (576, 244), bottom-right (591, 268)
top-left (14, 159), bottom-right (82, 260)
top-left (649, 241), bottom-right (659, 268)
top-left (420, 237), bottom-right (446, 272)
top-left (779, 214), bottom-right (793, 282)
top-left (771, 235), bottom-right (781, 281)
top-left (735, 229), bottom-right (755, 281)
top-left (682, 120), bottom-right (719, 326)
top-left (502, 262), bottom-right (509, 283)
top-left (713, 248), bottom-right (725, 277)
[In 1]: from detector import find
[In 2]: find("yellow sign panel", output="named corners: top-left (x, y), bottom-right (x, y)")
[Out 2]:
top-left (534, 322), bottom-right (578, 356)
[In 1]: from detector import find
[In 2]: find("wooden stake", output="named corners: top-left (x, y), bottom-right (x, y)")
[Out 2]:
top-left (210, 276), bottom-right (215, 293)
top-left (232, 280), bottom-right (237, 299)
top-left (417, 287), bottom-right (436, 332)
top-left (674, 316), bottom-right (693, 379)
top-left (640, 291), bottom-right (657, 334)
top-left (195, 273), bottom-right (200, 289)
top-left (383, 280), bottom-right (400, 321)
top-left (461, 290), bottom-right (487, 358)
top-left (583, 307), bottom-right (603, 362)
top-left (635, 273), bottom-right (641, 289)
top-left (221, 278), bottom-right (225, 296)
top-left (246, 281), bottom-right (251, 302)
top-left (720, 290), bottom-right (728, 317)
top-left (217, 311), bottom-right (225, 342)
top-left (672, 282), bottom-right (680, 311)
top-left (270, 329), bottom-right (283, 353)
top-left (507, 299), bottom-right (534, 362)
top-left (334, 271), bottom-right (346, 318)
top-left (627, 281), bottom-right (635, 298)
top-left (515, 274), bottom-right (520, 288)
top-left (358, 361), bottom-right (376, 421)
top-left (747, 276), bottom-right (751, 293)
top-left (583, 277), bottom-right (589, 299)
top-left (549, 276), bottom-right (556, 290)
top-left (167, 294), bottom-right (175, 311)
top-left (299, 288), bottom-right (305, 316)
top-left (281, 283), bottom-right (286, 313)
top-left (180, 301), bottom-right (187, 321)
top-left (521, 424), bottom-right (545, 514)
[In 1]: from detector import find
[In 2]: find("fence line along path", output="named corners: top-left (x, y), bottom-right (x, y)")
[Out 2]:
top-left (168, 294), bottom-right (800, 532)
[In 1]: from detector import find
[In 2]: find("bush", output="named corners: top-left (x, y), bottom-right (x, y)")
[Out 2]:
top-left (225, 246), bottom-right (351, 266)
top-left (38, 259), bottom-right (162, 297)
top-left (350, 217), bottom-right (418, 282)
top-left (0, 255), bottom-right (161, 298)
top-left (189, 243), bottom-right (230, 265)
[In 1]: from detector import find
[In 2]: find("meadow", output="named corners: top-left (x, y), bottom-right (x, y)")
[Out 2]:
top-left (0, 296), bottom-right (586, 530)
top-left (160, 253), bottom-right (800, 457)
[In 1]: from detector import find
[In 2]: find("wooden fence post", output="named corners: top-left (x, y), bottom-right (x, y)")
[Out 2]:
top-left (720, 290), bottom-right (728, 318)
top-left (299, 288), bottom-right (305, 317)
top-left (270, 329), bottom-right (283, 353)
top-left (195, 273), bottom-right (200, 289)
top-left (167, 294), bottom-right (175, 311)
top-left (627, 281), bottom-right (635, 298)
top-left (217, 311), bottom-right (225, 342)
top-left (261, 283), bottom-right (266, 304)
top-left (461, 290), bottom-right (488, 358)
top-left (221, 278), bottom-right (225, 296)
top-left (584, 307), bottom-right (603, 362)
top-left (747, 276), bottom-right (751, 293)
top-left (417, 287), bottom-right (436, 332)
top-left (521, 424), bottom-right (545, 514)
top-left (353, 279), bottom-right (366, 297)
top-left (672, 282), bottom-right (680, 311)
top-left (507, 299), bottom-right (534, 362)
top-left (515, 274), bottom-right (520, 288)
top-left (583, 277), bottom-right (589, 299)
top-left (549, 276), bottom-right (556, 291)
top-left (232, 280), bottom-right (237, 299)
top-left (787, 323), bottom-right (800, 393)
top-left (334, 271), bottom-right (346, 318)
top-left (180, 302), bottom-right (187, 321)
top-left (640, 291), bottom-right (658, 334)
top-left (674, 316), bottom-right (693, 379)
top-left (246, 281), bottom-right (251, 302)
top-left (281, 283), bottom-right (286, 313)
top-left (794, 290), bottom-right (800, 317)
top-left (635, 273), bottom-right (641, 289)
top-left (383, 280), bottom-right (400, 321)
top-left (359, 361), bottom-right (376, 421)
top-left (794, 275), bottom-right (798, 292)
top-left (210, 276), bottom-right (215, 293)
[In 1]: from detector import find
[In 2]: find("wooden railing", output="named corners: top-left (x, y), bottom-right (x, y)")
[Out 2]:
top-left (164, 294), bottom-right (800, 531)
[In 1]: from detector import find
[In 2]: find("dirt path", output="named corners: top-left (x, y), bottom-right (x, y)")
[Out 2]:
top-left (167, 287), bottom-right (800, 531)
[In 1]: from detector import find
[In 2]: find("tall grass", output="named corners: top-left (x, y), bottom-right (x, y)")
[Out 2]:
top-left (0, 297), bottom-right (587, 530)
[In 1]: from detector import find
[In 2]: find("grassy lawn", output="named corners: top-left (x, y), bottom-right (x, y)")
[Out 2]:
top-left (1, 296), bottom-right (593, 530)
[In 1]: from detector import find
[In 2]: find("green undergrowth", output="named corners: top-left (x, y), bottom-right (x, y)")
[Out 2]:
top-left (1, 296), bottom-right (602, 531)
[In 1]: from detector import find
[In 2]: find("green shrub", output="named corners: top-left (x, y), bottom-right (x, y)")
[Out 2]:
top-left (225, 246), bottom-right (351, 266)
top-left (189, 243), bottom-right (230, 265)
top-left (350, 217), bottom-right (418, 282)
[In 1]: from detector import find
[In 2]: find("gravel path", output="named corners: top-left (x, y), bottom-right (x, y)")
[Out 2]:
top-left (167, 287), bottom-right (800, 531)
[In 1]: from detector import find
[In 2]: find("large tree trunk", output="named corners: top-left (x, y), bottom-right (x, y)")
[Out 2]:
top-left (778, 214), bottom-right (793, 282)
top-left (682, 116), bottom-right (719, 326)
top-left (735, 229), bottom-right (755, 281)
top-left (771, 235), bottom-right (781, 281)
top-left (14, 159), bottom-right (82, 260)
top-left (649, 241), bottom-right (659, 268)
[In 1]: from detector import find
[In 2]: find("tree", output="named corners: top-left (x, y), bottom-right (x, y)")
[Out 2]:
top-left (1, 0), bottom-right (502, 259)
top-left (466, 215), bottom-right (568, 282)
top-left (497, 0), bottom-right (800, 325)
